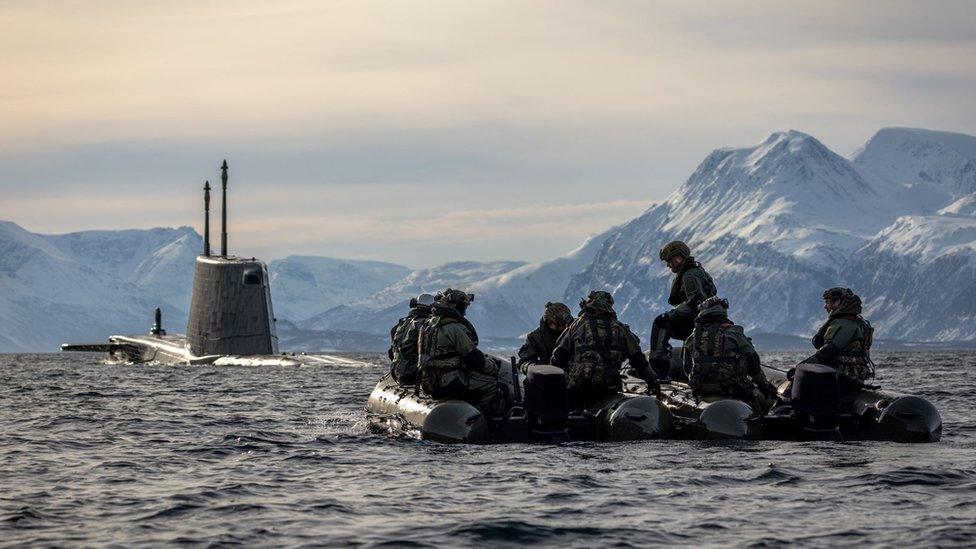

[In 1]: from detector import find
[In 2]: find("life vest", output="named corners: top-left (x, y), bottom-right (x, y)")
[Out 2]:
top-left (688, 322), bottom-right (750, 396)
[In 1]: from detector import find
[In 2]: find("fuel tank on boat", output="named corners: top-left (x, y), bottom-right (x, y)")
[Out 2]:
top-left (763, 365), bottom-right (942, 443)
top-left (365, 363), bottom-right (673, 444)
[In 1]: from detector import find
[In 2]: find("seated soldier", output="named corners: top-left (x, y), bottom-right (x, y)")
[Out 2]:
top-left (517, 301), bottom-right (573, 371)
top-left (388, 293), bottom-right (435, 384)
top-left (682, 297), bottom-right (777, 412)
top-left (418, 289), bottom-right (504, 413)
top-left (649, 240), bottom-right (717, 378)
top-left (551, 291), bottom-right (659, 409)
top-left (804, 287), bottom-right (874, 383)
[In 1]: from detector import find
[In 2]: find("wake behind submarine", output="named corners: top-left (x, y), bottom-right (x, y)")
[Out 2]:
top-left (61, 161), bottom-right (359, 368)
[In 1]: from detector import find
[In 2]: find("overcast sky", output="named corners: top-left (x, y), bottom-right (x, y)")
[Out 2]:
top-left (2, 1), bottom-right (975, 267)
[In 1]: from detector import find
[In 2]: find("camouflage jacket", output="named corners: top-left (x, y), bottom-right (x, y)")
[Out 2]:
top-left (551, 309), bottom-right (648, 385)
top-left (517, 319), bottom-right (563, 368)
top-left (668, 257), bottom-right (717, 318)
top-left (807, 299), bottom-right (874, 380)
top-left (682, 320), bottom-right (766, 385)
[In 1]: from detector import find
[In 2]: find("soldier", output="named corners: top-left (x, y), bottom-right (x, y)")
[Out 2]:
top-left (517, 301), bottom-right (573, 370)
top-left (649, 240), bottom-right (717, 377)
top-left (388, 293), bottom-right (436, 384)
top-left (682, 297), bottom-right (777, 412)
top-left (551, 291), bottom-right (659, 409)
top-left (804, 287), bottom-right (874, 382)
top-left (417, 289), bottom-right (503, 412)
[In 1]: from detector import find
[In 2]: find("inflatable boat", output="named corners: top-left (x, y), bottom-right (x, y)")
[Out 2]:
top-left (365, 360), bottom-right (673, 444)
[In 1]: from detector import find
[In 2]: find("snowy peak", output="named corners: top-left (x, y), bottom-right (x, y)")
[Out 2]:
top-left (939, 194), bottom-right (976, 218)
top-left (665, 130), bottom-right (893, 261)
top-left (867, 215), bottom-right (976, 264)
top-left (853, 127), bottom-right (976, 199)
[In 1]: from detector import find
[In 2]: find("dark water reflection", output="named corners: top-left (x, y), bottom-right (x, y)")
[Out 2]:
top-left (2, 351), bottom-right (974, 546)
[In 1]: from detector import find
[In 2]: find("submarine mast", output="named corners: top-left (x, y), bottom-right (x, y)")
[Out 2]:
top-left (203, 181), bottom-right (211, 256)
top-left (220, 159), bottom-right (228, 257)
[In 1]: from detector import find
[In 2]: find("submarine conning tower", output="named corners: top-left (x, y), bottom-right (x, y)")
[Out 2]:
top-left (185, 160), bottom-right (278, 357)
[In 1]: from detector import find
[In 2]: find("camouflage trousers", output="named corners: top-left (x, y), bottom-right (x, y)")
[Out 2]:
top-left (836, 356), bottom-right (873, 382)
top-left (421, 356), bottom-right (503, 412)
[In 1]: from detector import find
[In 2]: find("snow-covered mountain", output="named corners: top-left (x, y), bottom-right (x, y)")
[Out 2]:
top-left (852, 127), bottom-right (976, 206)
top-left (268, 255), bottom-right (411, 322)
top-left (4, 126), bottom-right (975, 351)
top-left (464, 230), bottom-right (618, 336)
top-left (565, 128), bottom-right (976, 342)
top-left (302, 260), bottom-right (528, 333)
top-left (352, 260), bottom-right (527, 310)
top-left (846, 213), bottom-right (976, 341)
top-left (0, 222), bottom-right (200, 352)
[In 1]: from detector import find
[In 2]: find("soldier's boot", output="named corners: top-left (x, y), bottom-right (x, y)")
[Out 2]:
top-left (647, 341), bottom-right (672, 379)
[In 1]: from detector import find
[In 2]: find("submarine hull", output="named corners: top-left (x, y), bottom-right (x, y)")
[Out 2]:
top-left (365, 373), bottom-right (673, 444)
top-left (62, 334), bottom-right (363, 367)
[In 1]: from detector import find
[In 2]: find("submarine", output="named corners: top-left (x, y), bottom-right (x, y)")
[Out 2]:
top-left (61, 161), bottom-right (360, 368)
top-left (365, 359), bottom-right (673, 444)
top-left (625, 352), bottom-right (942, 443)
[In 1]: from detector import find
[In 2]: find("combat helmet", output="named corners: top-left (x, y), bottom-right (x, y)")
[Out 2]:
top-left (659, 240), bottom-right (691, 262)
top-left (579, 290), bottom-right (615, 315)
top-left (697, 296), bottom-right (730, 319)
top-left (543, 302), bottom-right (573, 326)
top-left (439, 288), bottom-right (475, 314)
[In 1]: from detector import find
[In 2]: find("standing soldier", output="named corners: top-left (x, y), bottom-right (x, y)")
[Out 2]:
top-left (805, 287), bottom-right (874, 382)
top-left (388, 293), bottom-right (436, 384)
top-left (517, 301), bottom-right (573, 370)
top-left (682, 297), bottom-right (777, 412)
top-left (649, 240), bottom-right (717, 377)
top-left (551, 291), bottom-right (659, 409)
top-left (417, 289), bottom-right (503, 412)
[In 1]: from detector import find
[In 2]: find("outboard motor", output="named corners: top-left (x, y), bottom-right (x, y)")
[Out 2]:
top-left (523, 365), bottom-right (569, 441)
top-left (791, 363), bottom-right (841, 425)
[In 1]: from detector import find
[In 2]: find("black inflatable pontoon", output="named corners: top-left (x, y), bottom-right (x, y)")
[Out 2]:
top-left (365, 362), bottom-right (673, 444)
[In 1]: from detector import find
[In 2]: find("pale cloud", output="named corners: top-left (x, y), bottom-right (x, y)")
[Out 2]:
top-left (1, 1), bottom-right (974, 265)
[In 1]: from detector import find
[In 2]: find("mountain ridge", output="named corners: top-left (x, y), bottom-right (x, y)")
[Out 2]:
top-left (3, 126), bottom-right (975, 350)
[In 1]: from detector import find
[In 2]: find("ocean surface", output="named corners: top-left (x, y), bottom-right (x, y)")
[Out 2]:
top-left (2, 351), bottom-right (974, 547)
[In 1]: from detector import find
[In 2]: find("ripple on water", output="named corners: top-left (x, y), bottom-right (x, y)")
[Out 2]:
top-left (1, 351), bottom-right (975, 546)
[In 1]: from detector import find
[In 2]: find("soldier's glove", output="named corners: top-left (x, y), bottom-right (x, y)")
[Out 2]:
top-left (760, 382), bottom-right (779, 399)
top-left (813, 343), bottom-right (841, 367)
top-left (551, 347), bottom-right (571, 369)
top-left (461, 348), bottom-right (487, 372)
